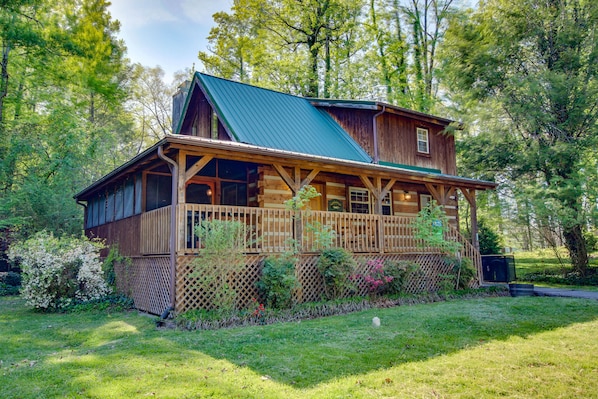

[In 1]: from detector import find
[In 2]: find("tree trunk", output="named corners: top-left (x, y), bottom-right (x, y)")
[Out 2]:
top-left (563, 223), bottom-right (588, 276)
top-left (0, 43), bottom-right (10, 124)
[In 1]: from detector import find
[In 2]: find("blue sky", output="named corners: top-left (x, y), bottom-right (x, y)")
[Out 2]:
top-left (109, 0), bottom-right (232, 83)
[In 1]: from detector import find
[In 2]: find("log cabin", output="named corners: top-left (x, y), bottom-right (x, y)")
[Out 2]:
top-left (75, 72), bottom-right (496, 315)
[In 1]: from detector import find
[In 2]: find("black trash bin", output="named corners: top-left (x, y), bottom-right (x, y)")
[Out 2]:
top-left (481, 254), bottom-right (516, 283)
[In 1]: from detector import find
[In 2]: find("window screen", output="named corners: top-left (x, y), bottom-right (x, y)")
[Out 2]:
top-left (124, 179), bottom-right (134, 218)
top-left (146, 174), bottom-right (172, 211)
top-left (115, 184), bottom-right (124, 220)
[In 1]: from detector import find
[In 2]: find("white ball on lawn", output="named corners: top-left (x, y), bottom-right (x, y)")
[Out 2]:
top-left (372, 317), bottom-right (381, 327)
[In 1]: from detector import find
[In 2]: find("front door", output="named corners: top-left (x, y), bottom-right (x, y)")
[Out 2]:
top-left (308, 183), bottom-right (324, 211)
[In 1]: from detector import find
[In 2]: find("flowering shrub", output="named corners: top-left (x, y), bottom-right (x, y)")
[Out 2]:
top-left (363, 259), bottom-right (394, 294)
top-left (8, 231), bottom-right (109, 311)
top-left (250, 298), bottom-right (266, 324)
top-left (360, 259), bottom-right (419, 296)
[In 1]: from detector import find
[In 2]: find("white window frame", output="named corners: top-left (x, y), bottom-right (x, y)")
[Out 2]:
top-left (381, 191), bottom-right (392, 215)
top-left (417, 127), bottom-right (430, 154)
top-left (349, 187), bottom-right (371, 214)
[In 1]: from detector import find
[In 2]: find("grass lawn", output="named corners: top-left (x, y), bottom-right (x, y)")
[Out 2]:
top-left (2, 295), bottom-right (598, 398)
top-left (514, 248), bottom-right (598, 290)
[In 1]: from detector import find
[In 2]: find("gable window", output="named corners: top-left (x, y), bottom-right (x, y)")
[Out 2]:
top-left (417, 127), bottom-right (429, 154)
top-left (349, 187), bottom-right (370, 214)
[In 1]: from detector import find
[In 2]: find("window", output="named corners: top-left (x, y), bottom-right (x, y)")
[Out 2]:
top-left (146, 174), bottom-right (172, 211)
top-left (417, 127), bottom-right (429, 154)
top-left (186, 183), bottom-right (213, 204)
top-left (420, 194), bottom-right (433, 210)
top-left (349, 187), bottom-right (370, 214)
top-left (221, 182), bottom-right (247, 206)
top-left (382, 191), bottom-right (392, 215)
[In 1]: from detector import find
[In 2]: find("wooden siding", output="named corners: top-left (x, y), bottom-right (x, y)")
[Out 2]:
top-left (179, 86), bottom-right (231, 140)
top-left (86, 214), bottom-right (141, 257)
top-left (323, 107), bottom-right (457, 175)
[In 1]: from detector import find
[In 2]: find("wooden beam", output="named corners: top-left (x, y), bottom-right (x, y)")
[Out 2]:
top-left (301, 168), bottom-right (320, 187)
top-left (273, 163), bottom-right (299, 193)
top-left (460, 187), bottom-right (479, 251)
top-left (380, 178), bottom-right (397, 199)
top-left (184, 155), bottom-right (214, 182)
top-left (177, 152), bottom-right (187, 204)
top-left (359, 175), bottom-right (377, 194)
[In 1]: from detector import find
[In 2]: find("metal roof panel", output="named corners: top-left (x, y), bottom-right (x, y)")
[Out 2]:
top-left (196, 73), bottom-right (372, 163)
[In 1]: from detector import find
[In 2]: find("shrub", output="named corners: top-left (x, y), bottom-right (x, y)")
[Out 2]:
top-left (478, 219), bottom-right (503, 255)
top-left (384, 260), bottom-right (419, 294)
top-left (361, 259), bottom-right (419, 296)
top-left (317, 248), bottom-right (357, 299)
top-left (256, 255), bottom-right (299, 309)
top-left (444, 255), bottom-right (477, 289)
top-left (8, 231), bottom-right (109, 311)
top-left (0, 271), bottom-right (22, 296)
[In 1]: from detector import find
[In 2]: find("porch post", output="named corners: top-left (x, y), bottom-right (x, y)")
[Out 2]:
top-left (461, 188), bottom-right (479, 251)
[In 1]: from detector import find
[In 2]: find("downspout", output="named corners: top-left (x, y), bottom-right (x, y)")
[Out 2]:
top-left (76, 200), bottom-right (88, 230)
top-left (372, 105), bottom-right (386, 164)
top-left (157, 145), bottom-right (177, 317)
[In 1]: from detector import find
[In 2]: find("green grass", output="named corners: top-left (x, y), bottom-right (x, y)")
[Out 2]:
top-left (514, 248), bottom-right (598, 289)
top-left (2, 295), bottom-right (598, 398)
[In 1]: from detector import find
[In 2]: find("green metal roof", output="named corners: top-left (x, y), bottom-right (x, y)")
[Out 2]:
top-left (379, 161), bottom-right (441, 174)
top-left (193, 73), bottom-right (372, 163)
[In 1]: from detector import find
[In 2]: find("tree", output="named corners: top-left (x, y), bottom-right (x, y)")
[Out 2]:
top-left (0, 0), bottom-right (133, 238)
top-left (442, 0), bottom-right (598, 274)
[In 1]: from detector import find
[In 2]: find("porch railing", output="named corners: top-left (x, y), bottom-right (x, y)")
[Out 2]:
top-left (140, 206), bottom-right (171, 255)
top-left (175, 204), bottom-right (449, 255)
top-left (139, 204), bottom-right (481, 278)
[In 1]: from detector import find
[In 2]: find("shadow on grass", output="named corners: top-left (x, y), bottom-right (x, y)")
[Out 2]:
top-left (2, 295), bottom-right (598, 395)
top-left (185, 296), bottom-right (598, 388)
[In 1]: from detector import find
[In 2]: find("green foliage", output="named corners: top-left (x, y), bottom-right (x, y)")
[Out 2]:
top-left (583, 231), bottom-right (598, 252)
top-left (64, 293), bottom-right (134, 313)
top-left (478, 218), bottom-right (503, 255)
top-left (199, 0), bottom-right (452, 108)
top-left (305, 220), bottom-right (337, 251)
top-left (383, 260), bottom-right (420, 295)
top-left (191, 219), bottom-right (247, 311)
top-left (256, 255), bottom-right (299, 309)
top-left (283, 184), bottom-right (321, 213)
top-left (412, 200), bottom-right (462, 254)
top-left (0, 0), bottom-right (134, 238)
top-left (7, 231), bottom-right (109, 310)
top-left (442, 0), bottom-right (598, 274)
top-left (0, 271), bottom-right (21, 296)
top-left (317, 248), bottom-right (357, 299)
top-left (101, 246), bottom-right (130, 290)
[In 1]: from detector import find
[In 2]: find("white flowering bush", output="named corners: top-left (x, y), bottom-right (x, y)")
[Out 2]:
top-left (8, 231), bottom-right (109, 310)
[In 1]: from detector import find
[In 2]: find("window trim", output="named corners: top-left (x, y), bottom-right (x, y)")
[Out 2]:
top-left (416, 127), bottom-right (430, 154)
top-left (349, 186), bottom-right (371, 214)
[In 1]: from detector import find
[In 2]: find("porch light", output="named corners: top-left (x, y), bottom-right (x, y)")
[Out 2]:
top-left (404, 191), bottom-right (412, 200)
top-left (206, 188), bottom-right (212, 196)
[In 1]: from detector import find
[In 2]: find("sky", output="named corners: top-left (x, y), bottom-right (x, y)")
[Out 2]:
top-left (108, 0), bottom-right (232, 83)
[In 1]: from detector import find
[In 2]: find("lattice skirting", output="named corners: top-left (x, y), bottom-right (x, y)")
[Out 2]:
top-left (174, 252), bottom-right (478, 314)
top-left (114, 256), bottom-right (171, 315)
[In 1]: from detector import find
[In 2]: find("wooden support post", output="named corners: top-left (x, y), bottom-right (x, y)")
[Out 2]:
top-left (461, 188), bottom-right (479, 251)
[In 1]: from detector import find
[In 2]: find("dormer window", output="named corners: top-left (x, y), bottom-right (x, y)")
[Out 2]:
top-left (417, 127), bottom-right (429, 154)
